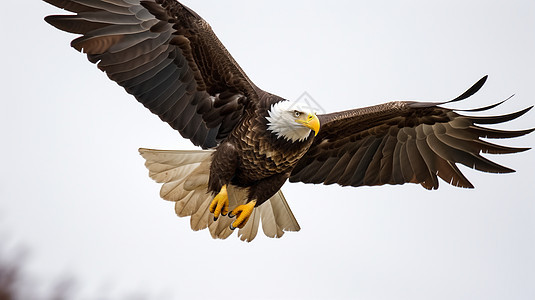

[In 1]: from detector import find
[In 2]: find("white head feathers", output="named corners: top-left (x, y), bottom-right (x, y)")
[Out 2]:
top-left (266, 101), bottom-right (317, 143)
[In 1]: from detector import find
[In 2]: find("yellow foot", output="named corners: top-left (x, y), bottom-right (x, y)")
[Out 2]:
top-left (229, 200), bottom-right (257, 230)
top-left (209, 185), bottom-right (229, 221)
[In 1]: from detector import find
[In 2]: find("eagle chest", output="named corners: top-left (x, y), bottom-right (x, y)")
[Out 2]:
top-left (232, 117), bottom-right (306, 182)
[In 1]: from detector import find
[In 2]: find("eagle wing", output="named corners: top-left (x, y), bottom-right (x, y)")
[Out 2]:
top-left (290, 76), bottom-right (534, 189)
top-left (44, 0), bottom-right (258, 149)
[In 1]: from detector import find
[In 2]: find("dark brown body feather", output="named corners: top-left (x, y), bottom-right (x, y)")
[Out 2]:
top-left (44, 1), bottom-right (533, 211)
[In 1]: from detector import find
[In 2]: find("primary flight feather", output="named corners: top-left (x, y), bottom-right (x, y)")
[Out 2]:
top-left (44, 0), bottom-right (533, 241)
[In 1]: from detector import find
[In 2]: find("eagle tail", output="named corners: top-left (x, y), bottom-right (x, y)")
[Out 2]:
top-left (138, 148), bottom-right (299, 242)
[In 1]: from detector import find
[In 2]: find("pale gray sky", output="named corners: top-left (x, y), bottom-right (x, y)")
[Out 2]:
top-left (1, 0), bottom-right (534, 299)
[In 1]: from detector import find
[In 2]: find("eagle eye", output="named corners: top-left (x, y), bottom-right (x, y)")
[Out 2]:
top-left (294, 111), bottom-right (301, 118)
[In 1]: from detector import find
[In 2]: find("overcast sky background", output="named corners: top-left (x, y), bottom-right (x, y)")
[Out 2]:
top-left (1, 0), bottom-right (534, 299)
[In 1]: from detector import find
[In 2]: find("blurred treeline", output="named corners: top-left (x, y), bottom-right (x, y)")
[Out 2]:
top-left (0, 245), bottom-right (155, 300)
top-left (0, 246), bottom-right (74, 300)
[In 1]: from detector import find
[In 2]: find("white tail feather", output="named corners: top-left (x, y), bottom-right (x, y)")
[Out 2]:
top-left (139, 148), bottom-right (300, 242)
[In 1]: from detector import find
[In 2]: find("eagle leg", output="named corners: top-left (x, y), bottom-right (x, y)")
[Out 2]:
top-left (229, 200), bottom-right (257, 230)
top-left (209, 185), bottom-right (229, 221)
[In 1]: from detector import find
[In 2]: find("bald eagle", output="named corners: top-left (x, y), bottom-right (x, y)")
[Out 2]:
top-left (44, 0), bottom-right (533, 241)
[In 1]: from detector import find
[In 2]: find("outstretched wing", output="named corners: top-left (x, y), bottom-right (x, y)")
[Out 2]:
top-left (44, 0), bottom-right (259, 149)
top-left (290, 76), bottom-right (534, 189)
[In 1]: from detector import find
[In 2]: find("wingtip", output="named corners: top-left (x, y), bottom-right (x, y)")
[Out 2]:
top-left (516, 147), bottom-right (532, 153)
top-left (454, 97), bottom-right (510, 113)
top-left (44, 15), bottom-right (56, 27)
top-left (479, 75), bottom-right (489, 87)
top-left (446, 75), bottom-right (489, 104)
top-left (469, 106), bottom-right (534, 125)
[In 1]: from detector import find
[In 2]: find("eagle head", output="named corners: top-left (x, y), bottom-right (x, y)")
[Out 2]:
top-left (266, 101), bottom-right (320, 142)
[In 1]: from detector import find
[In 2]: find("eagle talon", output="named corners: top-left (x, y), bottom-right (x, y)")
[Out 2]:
top-left (209, 185), bottom-right (229, 221)
top-left (229, 200), bottom-right (257, 230)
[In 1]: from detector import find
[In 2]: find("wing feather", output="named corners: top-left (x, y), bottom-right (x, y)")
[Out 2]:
top-left (290, 77), bottom-right (533, 190)
top-left (361, 135), bottom-right (388, 185)
top-left (44, 0), bottom-right (262, 149)
top-left (390, 136), bottom-right (405, 184)
top-left (377, 132), bottom-right (398, 185)
top-left (405, 134), bottom-right (429, 183)
top-left (398, 138), bottom-right (414, 183)
top-left (349, 137), bottom-right (384, 186)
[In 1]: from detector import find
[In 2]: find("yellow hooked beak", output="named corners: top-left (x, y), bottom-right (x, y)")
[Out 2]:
top-left (296, 113), bottom-right (320, 136)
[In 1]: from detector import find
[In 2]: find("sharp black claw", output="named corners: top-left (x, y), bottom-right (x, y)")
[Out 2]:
top-left (230, 224), bottom-right (236, 230)
top-left (213, 216), bottom-right (218, 221)
top-left (228, 213), bottom-right (235, 218)
top-left (221, 212), bottom-right (227, 217)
